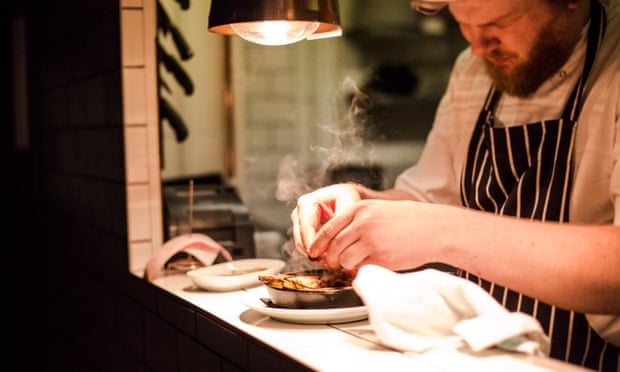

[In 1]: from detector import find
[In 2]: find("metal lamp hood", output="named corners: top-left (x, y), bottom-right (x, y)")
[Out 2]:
top-left (208, 0), bottom-right (342, 46)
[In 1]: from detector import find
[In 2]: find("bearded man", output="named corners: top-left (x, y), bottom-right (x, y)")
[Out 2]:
top-left (291, 0), bottom-right (620, 370)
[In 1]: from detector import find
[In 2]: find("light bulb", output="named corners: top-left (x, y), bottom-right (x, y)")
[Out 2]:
top-left (231, 21), bottom-right (320, 46)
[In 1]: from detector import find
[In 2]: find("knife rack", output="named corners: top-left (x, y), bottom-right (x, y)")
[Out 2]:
top-left (157, 0), bottom-right (194, 153)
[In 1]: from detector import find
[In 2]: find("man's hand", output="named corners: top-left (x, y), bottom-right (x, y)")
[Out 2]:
top-left (291, 184), bottom-right (361, 260)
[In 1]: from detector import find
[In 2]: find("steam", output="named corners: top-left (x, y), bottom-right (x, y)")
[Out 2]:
top-left (275, 77), bottom-right (379, 204)
top-left (274, 77), bottom-right (383, 269)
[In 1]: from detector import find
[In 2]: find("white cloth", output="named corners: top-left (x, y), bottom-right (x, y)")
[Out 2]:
top-left (353, 265), bottom-right (550, 356)
top-left (144, 233), bottom-right (233, 281)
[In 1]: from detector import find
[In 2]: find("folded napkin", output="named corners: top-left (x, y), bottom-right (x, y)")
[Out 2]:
top-left (144, 233), bottom-right (233, 281)
top-left (353, 265), bottom-right (550, 356)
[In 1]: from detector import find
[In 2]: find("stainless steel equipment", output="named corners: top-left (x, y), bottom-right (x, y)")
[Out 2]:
top-left (163, 179), bottom-right (256, 260)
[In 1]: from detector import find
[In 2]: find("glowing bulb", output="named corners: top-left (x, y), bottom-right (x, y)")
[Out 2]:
top-left (231, 21), bottom-right (320, 46)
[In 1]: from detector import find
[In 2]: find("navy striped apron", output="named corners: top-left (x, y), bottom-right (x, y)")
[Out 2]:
top-left (459, 2), bottom-right (619, 370)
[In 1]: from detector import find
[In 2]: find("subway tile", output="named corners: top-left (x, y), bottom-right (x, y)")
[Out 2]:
top-left (123, 67), bottom-right (148, 125)
top-left (105, 71), bottom-right (124, 125)
top-left (83, 76), bottom-right (107, 126)
top-left (125, 126), bottom-right (151, 183)
top-left (247, 101), bottom-right (297, 126)
top-left (196, 312), bottom-right (249, 370)
top-left (129, 241), bottom-right (153, 275)
top-left (122, 0), bottom-right (143, 8)
top-left (127, 184), bottom-right (153, 241)
top-left (67, 81), bottom-right (89, 127)
top-left (83, 177), bottom-right (104, 225)
top-left (78, 321), bottom-right (128, 371)
top-left (101, 230), bottom-right (132, 282)
top-left (92, 15), bottom-right (122, 74)
top-left (116, 292), bottom-right (145, 360)
top-left (222, 360), bottom-right (245, 372)
top-left (126, 273), bottom-right (160, 313)
top-left (121, 9), bottom-right (145, 67)
top-left (78, 127), bottom-right (124, 180)
top-left (178, 330), bottom-right (222, 372)
top-left (77, 226), bottom-right (106, 276)
top-left (82, 178), bottom-right (127, 238)
top-left (43, 86), bottom-right (68, 129)
top-left (73, 15), bottom-right (121, 79)
top-left (50, 130), bottom-right (78, 174)
top-left (109, 182), bottom-right (131, 238)
top-left (245, 44), bottom-right (295, 72)
top-left (157, 293), bottom-right (196, 337)
top-left (81, 276), bottom-right (117, 334)
top-left (248, 343), bottom-right (312, 372)
top-left (144, 311), bottom-right (179, 372)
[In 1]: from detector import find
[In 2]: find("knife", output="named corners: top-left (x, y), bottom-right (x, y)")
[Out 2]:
top-left (159, 97), bottom-right (189, 142)
top-left (157, 1), bottom-right (194, 61)
top-left (158, 43), bottom-right (194, 95)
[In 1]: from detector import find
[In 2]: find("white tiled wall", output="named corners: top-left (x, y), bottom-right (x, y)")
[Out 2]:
top-left (230, 37), bottom-right (393, 232)
top-left (121, 0), bottom-right (162, 274)
top-left (119, 0), bottom-right (431, 272)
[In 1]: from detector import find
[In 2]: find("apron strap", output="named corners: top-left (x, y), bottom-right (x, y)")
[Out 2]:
top-left (562, 0), bottom-right (607, 121)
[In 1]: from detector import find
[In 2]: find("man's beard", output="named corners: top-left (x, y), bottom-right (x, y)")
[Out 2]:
top-left (485, 20), bottom-right (577, 98)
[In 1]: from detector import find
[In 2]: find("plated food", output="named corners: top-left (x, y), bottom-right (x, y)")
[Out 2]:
top-left (258, 269), bottom-right (363, 309)
top-left (258, 269), bottom-right (356, 290)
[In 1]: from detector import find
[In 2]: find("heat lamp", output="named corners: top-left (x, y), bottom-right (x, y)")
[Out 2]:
top-left (208, 0), bottom-right (342, 46)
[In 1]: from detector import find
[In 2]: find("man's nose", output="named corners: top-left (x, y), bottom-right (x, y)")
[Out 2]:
top-left (466, 27), bottom-right (497, 57)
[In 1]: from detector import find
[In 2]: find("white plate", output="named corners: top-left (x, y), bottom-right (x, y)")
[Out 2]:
top-left (187, 258), bottom-right (286, 291)
top-left (241, 293), bottom-right (368, 324)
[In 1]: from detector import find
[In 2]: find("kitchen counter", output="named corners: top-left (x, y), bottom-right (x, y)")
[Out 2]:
top-left (153, 274), bottom-right (589, 372)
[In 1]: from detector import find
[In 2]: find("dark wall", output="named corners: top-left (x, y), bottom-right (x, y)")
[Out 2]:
top-left (6, 0), bottom-right (37, 369)
top-left (14, 0), bottom-right (130, 370)
top-left (9, 2), bottom-right (310, 371)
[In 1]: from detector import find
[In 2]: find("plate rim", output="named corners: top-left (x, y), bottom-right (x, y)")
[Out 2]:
top-left (187, 258), bottom-right (285, 274)
top-left (241, 293), bottom-right (368, 324)
top-left (187, 258), bottom-right (286, 291)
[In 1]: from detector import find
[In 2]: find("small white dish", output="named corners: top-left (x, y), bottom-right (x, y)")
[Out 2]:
top-left (241, 293), bottom-right (368, 324)
top-left (187, 258), bottom-right (285, 291)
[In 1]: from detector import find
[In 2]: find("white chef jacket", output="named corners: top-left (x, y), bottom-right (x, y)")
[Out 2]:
top-left (395, 0), bottom-right (620, 226)
top-left (394, 0), bottom-right (620, 346)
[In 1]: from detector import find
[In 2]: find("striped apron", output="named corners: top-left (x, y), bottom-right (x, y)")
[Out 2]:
top-left (459, 2), bottom-right (619, 371)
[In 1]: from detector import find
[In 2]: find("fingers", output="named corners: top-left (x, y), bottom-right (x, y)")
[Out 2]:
top-left (290, 184), bottom-right (363, 263)
top-left (291, 195), bottom-right (332, 257)
top-left (293, 201), bottom-right (369, 271)
top-left (297, 195), bottom-right (322, 251)
top-left (309, 205), bottom-right (358, 266)
top-left (316, 230), bottom-right (370, 271)
top-left (290, 207), bottom-right (307, 256)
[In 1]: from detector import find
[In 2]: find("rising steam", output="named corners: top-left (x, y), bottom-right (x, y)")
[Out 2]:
top-left (274, 77), bottom-right (383, 268)
top-left (275, 77), bottom-right (380, 204)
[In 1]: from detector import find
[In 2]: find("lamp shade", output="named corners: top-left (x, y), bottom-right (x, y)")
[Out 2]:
top-left (208, 0), bottom-right (342, 45)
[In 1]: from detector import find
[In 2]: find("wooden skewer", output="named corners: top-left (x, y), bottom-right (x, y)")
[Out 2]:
top-left (188, 179), bottom-right (194, 235)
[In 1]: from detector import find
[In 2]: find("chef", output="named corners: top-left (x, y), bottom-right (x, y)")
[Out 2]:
top-left (290, 0), bottom-right (620, 370)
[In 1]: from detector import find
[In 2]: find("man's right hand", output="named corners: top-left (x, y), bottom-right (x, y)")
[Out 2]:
top-left (290, 183), bottom-right (362, 260)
